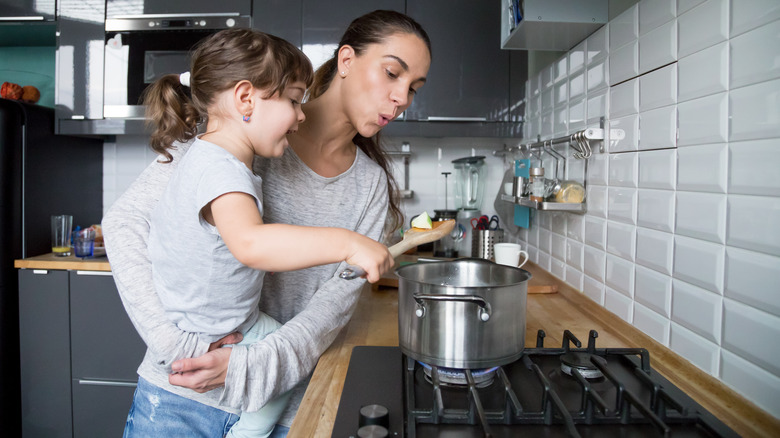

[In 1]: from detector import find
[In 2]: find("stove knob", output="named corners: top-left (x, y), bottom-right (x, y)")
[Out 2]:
top-left (358, 404), bottom-right (389, 428)
top-left (357, 425), bottom-right (389, 438)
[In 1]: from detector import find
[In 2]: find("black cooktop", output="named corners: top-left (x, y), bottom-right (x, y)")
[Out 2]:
top-left (332, 330), bottom-right (739, 438)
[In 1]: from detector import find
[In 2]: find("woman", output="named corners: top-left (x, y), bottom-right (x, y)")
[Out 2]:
top-left (103, 10), bottom-right (431, 437)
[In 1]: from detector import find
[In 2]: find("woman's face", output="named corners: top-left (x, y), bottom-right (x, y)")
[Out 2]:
top-left (341, 32), bottom-right (431, 137)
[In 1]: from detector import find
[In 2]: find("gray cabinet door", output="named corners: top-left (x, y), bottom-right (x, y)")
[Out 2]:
top-left (300, 0), bottom-right (404, 70)
top-left (69, 271), bottom-right (146, 381)
top-left (71, 382), bottom-right (136, 438)
top-left (405, 0), bottom-right (509, 122)
top-left (252, 0), bottom-right (302, 48)
top-left (18, 269), bottom-right (72, 438)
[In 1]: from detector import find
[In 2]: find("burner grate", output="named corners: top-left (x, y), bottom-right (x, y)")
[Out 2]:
top-left (403, 329), bottom-right (739, 438)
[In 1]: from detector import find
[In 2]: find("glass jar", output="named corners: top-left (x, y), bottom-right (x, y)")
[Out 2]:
top-left (529, 167), bottom-right (545, 202)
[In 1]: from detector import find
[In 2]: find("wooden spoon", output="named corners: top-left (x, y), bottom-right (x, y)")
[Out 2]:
top-left (340, 220), bottom-right (456, 280)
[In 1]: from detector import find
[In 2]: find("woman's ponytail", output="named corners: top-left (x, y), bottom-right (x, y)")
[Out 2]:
top-left (141, 74), bottom-right (200, 163)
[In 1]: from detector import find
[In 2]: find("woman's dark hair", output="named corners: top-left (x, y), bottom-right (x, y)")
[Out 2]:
top-left (307, 10), bottom-right (432, 234)
top-left (142, 28), bottom-right (314, 162)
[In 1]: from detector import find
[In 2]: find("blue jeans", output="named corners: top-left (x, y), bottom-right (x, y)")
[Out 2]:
top-left (124, 377), bottom-right (289, 438)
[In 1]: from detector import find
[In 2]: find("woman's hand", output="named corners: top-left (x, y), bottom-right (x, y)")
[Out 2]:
top-left (168, 332), bottom-right (241, 392)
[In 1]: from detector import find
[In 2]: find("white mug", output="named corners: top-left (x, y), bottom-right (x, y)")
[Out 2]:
top-left (493, 243), bottom-right (529, 268)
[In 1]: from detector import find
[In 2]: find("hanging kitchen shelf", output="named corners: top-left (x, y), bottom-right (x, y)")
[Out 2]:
top-left (497, 123), bottom-right (625, 213)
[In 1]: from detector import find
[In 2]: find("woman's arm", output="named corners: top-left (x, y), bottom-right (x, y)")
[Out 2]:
top-left (170, 162), bottom-right (390, 411)
top-left (103, 141), bottom-right (215, 368)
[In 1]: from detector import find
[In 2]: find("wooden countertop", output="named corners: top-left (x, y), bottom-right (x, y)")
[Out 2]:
top-left (289, 261), bottom-right (779, 437)
top-left (14, 252), bottom-right (111, 271)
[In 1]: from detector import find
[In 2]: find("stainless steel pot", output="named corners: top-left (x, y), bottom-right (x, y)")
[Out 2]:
top-left (396, 259), bottom-right (531, 369)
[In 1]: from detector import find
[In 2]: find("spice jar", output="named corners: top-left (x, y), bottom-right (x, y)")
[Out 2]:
top-left (529, 167), bottom-right (545, 202)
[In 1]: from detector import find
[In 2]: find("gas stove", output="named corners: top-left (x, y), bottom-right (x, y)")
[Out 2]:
top-left (332, 330), bottom-right (739, 437)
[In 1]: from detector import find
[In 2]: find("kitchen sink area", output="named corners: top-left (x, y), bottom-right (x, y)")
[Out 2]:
top-left (3, 0), bottom-right (780, 437)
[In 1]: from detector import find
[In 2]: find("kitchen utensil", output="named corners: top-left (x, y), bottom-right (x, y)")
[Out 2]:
top-left (431, 209), bottom-right (462, 257)
top-left (452, 156), bottom-right (486, 210)
top-left (493, 242), bottom-right (529, 268)
top-left (397, 258), bottom-right (530, 369)
top-left (340, 220), bottom-right (456, 280)
top-left (472, 229), bottom-right (504, 259)
top-left (51, 215), bottom-right (73, 256)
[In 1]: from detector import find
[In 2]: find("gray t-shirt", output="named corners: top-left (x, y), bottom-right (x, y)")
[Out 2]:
top-left (149, 138), bottom-right (263, 342)
top-left (103, 139), bottom-right (389, 426)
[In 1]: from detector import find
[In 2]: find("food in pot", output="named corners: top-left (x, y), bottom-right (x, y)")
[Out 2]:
top-left (1, 82), bottom-right (23, 100)
top-left (410, 211), bottom-right (432, 230)
top-left (22, 85), bottom-right (40, 103)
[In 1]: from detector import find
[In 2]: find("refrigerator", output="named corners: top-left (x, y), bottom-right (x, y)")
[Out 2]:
top-left (0, 98), bottom-right (103, 434)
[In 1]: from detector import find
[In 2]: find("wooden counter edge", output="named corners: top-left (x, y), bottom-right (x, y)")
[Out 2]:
top-left (14, 253), bottom-right (111, 272)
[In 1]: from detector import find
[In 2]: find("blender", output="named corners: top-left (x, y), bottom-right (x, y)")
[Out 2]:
top-left (452, 156), bottom-right (486, 257)
top-left (432, 172), bottom-right (461, 258)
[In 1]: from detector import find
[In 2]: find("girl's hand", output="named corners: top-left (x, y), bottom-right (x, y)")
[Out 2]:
top-left (169, 347), bottom-right (232, 393)
top-left (345, 234), bottom-right (394, 283)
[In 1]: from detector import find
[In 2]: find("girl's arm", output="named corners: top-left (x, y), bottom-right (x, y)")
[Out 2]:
top-left (209, 192), bottom-right (392, 282)
top-left (170, 163), bottom-right (390, 412)
top-left (103, 142), bottom-right (216, 368)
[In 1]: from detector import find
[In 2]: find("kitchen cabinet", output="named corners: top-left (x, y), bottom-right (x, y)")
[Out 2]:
top-left (0, 0), bottom-right (56, 21)
top-left (405, 0), bottom-right (509, 123)
top-left (500, 0), bottom-right (608, 51)
top-left (18, 268), bottom-right (145, 438)
top-left (107, 0), bottom-right (251, 17)
top-left (252, 0), bottom-right (302, 48)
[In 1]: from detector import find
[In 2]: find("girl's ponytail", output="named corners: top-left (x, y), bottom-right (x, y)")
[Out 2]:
top-left (141, 74), bottom-right (200, 163)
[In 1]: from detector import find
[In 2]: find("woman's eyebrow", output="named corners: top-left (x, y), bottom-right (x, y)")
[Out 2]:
top-left (384, 55), bottom-right (427, 83)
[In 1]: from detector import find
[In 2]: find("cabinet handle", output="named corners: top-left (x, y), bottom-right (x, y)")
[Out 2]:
top-left (78, 379), bottom-right (137, 388)
top-left (0, 16), bottom-right (45, 21)
top-left (76, 270), bottom-right (113, 277)
top-left (32, 269), bottom-right (49, 275)
top-left (425, 116), bottom-right (488, 122)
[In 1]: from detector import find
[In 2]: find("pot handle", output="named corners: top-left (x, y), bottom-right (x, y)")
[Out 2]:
top-left (412, 293), bottom-right (492, 321)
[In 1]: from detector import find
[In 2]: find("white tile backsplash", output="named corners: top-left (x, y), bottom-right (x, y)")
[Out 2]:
top-left (677, 92), bottom-right (728, 146)
top-left (725, 247), bottom-right (780, 317)
top-left (638, 19), bottom-right (677, 75)
top-left (727, 195), bottom-right (780, 257)
top-left (670, 322), bottom-right (721, 375)
top-left (610, 79), bottom-right (639, 118)
top-left (638, 105), bottom-right (677, 150)
top-left (677, 143), bottom-right (728, 193)
top-left (637, 189), bottom-right (676, 232)
top-left (635, 264), bottom-right (673, 316)
top-left (633, 302), bottom-right (671, 345)
top-left (672, 279), bottom-right (723, 343)
top-left (675, 192), bottom-right (727, 244)
top-left (730, 0), bottom-right (780, 38)
top-left (729, 79), bottom-right (780, 142)
top-left (729, 139), bottom-right (780, 196)
top-left (639, 0), bottom-right (677, 36)
top-left (673, 235), bottom-right (725, 293)
top-left (608, 40), bottom-right (639, 85)
top-left (678, 42), bottom-right (728, 102)
top-left (636, 227), bottom-right (675, 275)
top-left (720, 349), bottom-right (780, 418)
top-left (722, 298), bottom-right (780, 377)
top-left (639, 64), bottom-right (677, 112)
top-left (506, 0), bottom-right (780, 414)
top-left (677, 0), bottom-right (728, 58)
top-left (607, 187), bottom-right (638, 225)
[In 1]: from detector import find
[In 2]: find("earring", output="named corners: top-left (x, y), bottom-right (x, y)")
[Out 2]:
top-left (242, 113), bottom-right (251, 122)
top-left (340, 71), bottom-right (346, 77)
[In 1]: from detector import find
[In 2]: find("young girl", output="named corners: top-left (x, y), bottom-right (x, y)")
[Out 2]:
top-left (132, 28), bottom-right (394, 438)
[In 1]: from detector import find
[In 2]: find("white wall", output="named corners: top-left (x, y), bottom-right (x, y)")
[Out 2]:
top-left (516, 0), bottom-right (780, 417)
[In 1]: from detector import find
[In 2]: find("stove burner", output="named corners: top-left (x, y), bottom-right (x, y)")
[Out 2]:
top-left (560, 351), bottom-right (603, 379)
top-left (417, 361), bottom-right (499, 387)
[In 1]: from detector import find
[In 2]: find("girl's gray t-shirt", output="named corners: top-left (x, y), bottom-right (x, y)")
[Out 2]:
top-left (149, 138), bottom-right (263, 343)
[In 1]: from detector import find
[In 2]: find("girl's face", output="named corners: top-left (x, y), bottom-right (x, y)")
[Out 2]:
top-left (341, 32), bottom-right (431, 138)
top-left (248, 81), bottom-right (307, 157)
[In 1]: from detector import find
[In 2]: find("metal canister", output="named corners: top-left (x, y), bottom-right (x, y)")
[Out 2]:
top-left (472, 229), bottom-right (504, 260)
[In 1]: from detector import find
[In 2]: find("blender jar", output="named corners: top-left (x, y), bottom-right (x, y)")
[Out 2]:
top-left (452, 156), bottom-right (486, 211)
